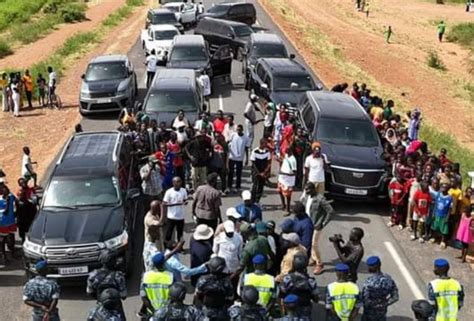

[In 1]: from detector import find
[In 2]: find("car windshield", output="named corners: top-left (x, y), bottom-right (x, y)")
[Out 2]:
top-left (43, 177), bottom-right (120, 207)
top-left (145, 90), bottom-right (197, 112)
top-left (155, 30), bottom-right (178, 40)
top-left (208, 4), bottom-right (227, 13)
top-left (170, 46), bottom-right (207, 61)
top-left (273, 75), bottom-right (315, 91)
top-left (253, 44), bottom-right (287, 58)
top-left (317, 118), bottom-right (380, 147)
top-left (232, 25), bottom-right (253, 37)
top-left (165, 6), bottom-right (179, 13)
top-left (151, 13), bottom-right (177, 24)
top-left (85, 62), bottom-right (127, 82)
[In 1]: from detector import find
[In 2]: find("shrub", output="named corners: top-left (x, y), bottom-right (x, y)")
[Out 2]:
top-left (57, 31), bottom-right (99, 56)
top-left (446, 22), bottom-right (474, 49)
top-left (0, 0), bottom-right (48, 31)
top-left (102, 6), bottom-right (133, 27)
top-left (427, 51), bottom-right (446, 70)
top-left (59, 3), bottom-right (87, 23)
top-left (126, 0), bottom-right (144, 6)
top-left (10, 15), bottom-right (62, 44)
top-left (0, 39), bottom-right (13, 58)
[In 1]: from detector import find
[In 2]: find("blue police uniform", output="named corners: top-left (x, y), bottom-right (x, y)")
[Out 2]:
top-left (86, 268), bottom-right (127, 299)
top-left (279, 271), bottom-right (318, 318)
top-left (152, 303), bottom-right (203, 321)
top-left (87, 305), bottom-right (125, 321)
top-left (23, 275), bottom-right (61, 321)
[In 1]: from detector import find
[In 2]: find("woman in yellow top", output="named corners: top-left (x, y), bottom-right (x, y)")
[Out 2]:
top-left (22, 69), bottom-right (34, 108)
top-left (0, 73), bottom-right (8, 112)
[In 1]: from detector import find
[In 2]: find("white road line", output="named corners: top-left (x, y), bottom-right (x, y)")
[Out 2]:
top-left (218, 94), bottom-right (224, 111)
top-left (384, 241), bottom-right (425, 300)
top-left (255, 20), bottom-right (260, 26)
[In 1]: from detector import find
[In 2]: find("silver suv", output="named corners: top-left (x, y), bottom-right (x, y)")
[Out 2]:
top-left (79, 55), bottom-right (137, 116)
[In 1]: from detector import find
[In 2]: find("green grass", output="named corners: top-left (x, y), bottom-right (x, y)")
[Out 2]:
top-left (102, 6), bottom-right (134, 27)
top-left (9, 15), bottom-right (62, 44)
top-left (447, 22), bottom-right (474, 49)
top-left (426, 51), bottom-right (446, 70)
top-left (0, 0), bottom-right (48, 31)
top-left (126, 0), bottom-right (145, 6)
top-left (0, 38), bottom-right (13, 58)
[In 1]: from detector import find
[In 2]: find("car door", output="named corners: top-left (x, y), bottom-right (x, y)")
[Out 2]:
top-left (181, 3), bottom-right (196, 24)
top-left (211, 45), bottom-right (232, 78)
top-left (251, 63), bottom-right (266, 96)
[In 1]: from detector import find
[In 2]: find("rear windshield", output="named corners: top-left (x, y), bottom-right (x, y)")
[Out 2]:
top-left (253, 43), bottom-right (287, 58)
top-left (85, 62), bottom-right (127, 82)
top-left (317, 118), bottom-right (380, 147)
top-left (145, 90), bottom-right (197, 112)
top-left (170, 46), bottom-right (208, 61)
top-left (208, 5), bottom-right (227, 14)
top-left (155, 30), bottom-right (179, 40)
top-left (273, 75), bottom-right (315, 91)
top-left (151, 13), bottom-right (177, 24)
top-left (232, 25), bottom-right (253, 37)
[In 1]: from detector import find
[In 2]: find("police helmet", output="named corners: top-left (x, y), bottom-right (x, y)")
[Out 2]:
top-left (411, 300), bottom-right (434, 319)
top-left (208, 256), bottom-right (226, 274)
top-left (98, 250), bottom-right (115, 269)
top-left (241, 286), bottom-right (259, 305)
top-left (98, 288), bottom-right (121, 310)
top-left (292, 254), bottom-right (308, 271)
top-left (169, 282), bottom-right (187, 302)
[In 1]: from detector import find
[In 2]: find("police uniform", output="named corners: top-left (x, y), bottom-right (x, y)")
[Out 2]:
top-left (86, 268), bottom-right (127, 299)
top-left (228, 304), bottom-right (266, 321)
top-left (152, 302), bottom-right (203, 321)
top-left (326, 264), bottom-right (361, 321)
top-left (361, 256), bottom-right (399, 321)
top-left (243, 255), bottom-right (276, 309)
top-left (195, 273), bottom-right (234, 319)
top-left (140, 269), bottom-right (174, 311)
top-left (279, 271), bottom-right (318, 318)
top-left (87, 305), bottom-right (125, 321)
top-left (23, 275), bottom-right (61, 321)
top-left (280, 294), bottom-right (311, 321)
top-left (428, 259), bottom-right (464, 321)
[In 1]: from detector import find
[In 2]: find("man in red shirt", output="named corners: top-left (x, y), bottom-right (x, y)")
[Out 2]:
top-left (213, 110), bottom-right (228, 135)
top-left (388, 175), bottom-right (408, 229)
top-left (411, 181), bottom-right (432, 242)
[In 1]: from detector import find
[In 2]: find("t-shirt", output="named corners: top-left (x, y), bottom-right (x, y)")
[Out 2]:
top-left (163, 187), bottom-right (187, 220)
top-left (48, 71), bottom-right (57, 87)
top-left (389, 181), bottom-right (406, 206)
top-left (448, 188), bottom-right (463, 215)
top-left (21, 154), bottom-right (32, 177)
top-left (370, 106), bottom-right (384, 121)
top-left (278, 155), bottom-right (297, 187)
top-left (412, 190), bottom-right (432, 216)
top-left (250, 148), bottom-right (270, 173)
top-left (213, 232), bottom-right (243, 273)
top-left (304, 154), bottom-right (326, 183)
top-left (434, 194), bottom-right (453, 218)
top-left (213, 118), bottom-right (227, 135)
top-left (228, 133), bottom-right (249, 161)
top-left (22, 75), bottom-right (33, 92)
top-left (244, 102), bottom-right (257, 123)
top-left (198, 74), bottom-right (211, 96)
top-left (146, 55), bottom-right (158, 72)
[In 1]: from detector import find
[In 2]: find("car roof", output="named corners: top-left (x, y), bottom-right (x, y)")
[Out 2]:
top-left (90, 55), bottom-right (127, 64)
top-left (307, 91), bottom-right (368, 120)
top-left (148, 24), bottom-right (179, 31)
top-left (215, 2), bottom-right (253, 7)
top-left (55, 132), bottom-right (120, 176)
top-left (172, 34), bottom-right (205, 46)
top-left (151, 69), bottom-right (195, 90)
top-left (163, 2), bottom-right (185, 7)
top-left (149, 8), bottom-right (175, 14)
top-left (258, 58), bottom-right (308, 75)
top-left (202, 17), bottom-right (249, 27)
top-left (250, 33), bottom-right (284, 44)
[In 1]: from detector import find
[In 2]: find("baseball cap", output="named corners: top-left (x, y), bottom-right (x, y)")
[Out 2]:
top-left (241, 190), bottom-right (252, 201)
top-left (255, 222), bottom-right (267, 234)
top-left (223, 220), bottom-right (235, 233)
top-left (226, 207), bottom-right (241, 219)
top-left (282, 232), bottom-right (300, 244)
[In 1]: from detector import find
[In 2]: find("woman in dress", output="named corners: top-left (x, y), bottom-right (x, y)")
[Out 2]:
top-left (456, 206), bottom-right (473, 263)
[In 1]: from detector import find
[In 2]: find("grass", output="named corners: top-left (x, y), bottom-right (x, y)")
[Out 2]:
top-left (426, 51), bottom-right (446, 70)
top-left (0, 0), bottom-right (48, 31)
top-left (102, 6), bottom-right (134, 27)
top-left (261, 0), bottom-right (474, 180)
top-left (0, 39), bottom-right (13, 58)
top-left (447, 22), bottom-right (474, 49)
top-left (9, 15), bottom-right (62, 44)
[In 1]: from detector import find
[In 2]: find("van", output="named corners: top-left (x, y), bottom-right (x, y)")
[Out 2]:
top-left (198, 2), bottom-right (257, 25)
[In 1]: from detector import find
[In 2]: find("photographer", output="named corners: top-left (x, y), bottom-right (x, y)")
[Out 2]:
top-left (329, 228), bottom-right (365, 282)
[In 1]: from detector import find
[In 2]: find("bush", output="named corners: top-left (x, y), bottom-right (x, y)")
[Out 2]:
top-left (427, 51), bottom-right (446, 70)
top-left (0, 39), bottom-right (13, 58)
top-left (126, 0), bottom-right (144, 6)
top-left (10, 15), bottom-right (62, 44)
top-left (102, 6), bottom-right (133, 27)
top-left (446, 22), bottom-right (474, 49)
top-left (57, 31), bottom-right (99, 56)
top-left (0, 0), bottom-right (48, 31)
top-left (59, 3), bottom-right (87, 23)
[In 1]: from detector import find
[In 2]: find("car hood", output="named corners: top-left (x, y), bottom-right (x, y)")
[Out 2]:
top-left (269, 91), bottom-right (307, 106)
top-left (152, 39), bottom-right (173, 49)
top-left (321, 142), bottom-right (385, 170)
top-left (29, 206), bottom-right (124, 246)
top-left (167, 60), bottom-right (208, 70)
top-left (145, 110), bottom-right (198, 126)
top-left (84, 78), bottom-right (124, 93)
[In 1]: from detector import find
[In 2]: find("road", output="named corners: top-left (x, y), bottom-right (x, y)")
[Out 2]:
top-left (4, 0), bottom-right (436, 320)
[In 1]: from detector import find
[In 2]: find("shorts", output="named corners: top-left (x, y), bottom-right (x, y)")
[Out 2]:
top-left (431, 216), bottom-right (449, 235)
top-left (412, 212), bottom-right (427, 222)
top-left (277, 182), bottom-right (293, 197)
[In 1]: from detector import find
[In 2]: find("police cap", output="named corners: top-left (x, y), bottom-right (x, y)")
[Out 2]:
top-left (335, 263), bottom-right (350, 272)
top-left (35, 260), bottom-right (48, 272)
top-left (283, 294), bottom-right (299, 304)
top-left (152, 252), bottom-right (165, 267)
top-left (434, 258), bottom-right (449, 268)
top-left (252, 254), bottom-right (266, 265)
top-left (366, 256), bottom-right (381, 267)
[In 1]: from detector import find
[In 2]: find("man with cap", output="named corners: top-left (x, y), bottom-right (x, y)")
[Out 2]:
top-left (140, 155), bottom-right (162, 213)
top-left (280, 294), bottom-right (308, 321)
top-left (215, 207), bottom-right (242, 236)
top-left (152, 282), bottom-right (203, 321)
top-left (276, 232), bottom-right (307, 282)
top-left (236, 190), bottom-right (263, 223)
top-left (87, 288), bottom-right (125, 321)
top-left (195, 256), bottom-right (235, 319)
top-left (412, 300), bottom-right (435, 321)
top-left (361, 256), bottom-right (399, 321)
top-left (428, 258), bottom-right (464, 321)
top-left (291, 201), bottom-right (313, 257)
top-left (23, 260), bottom-right (61, 321)
top-left (326, 263), bottom-right (361, 321)
top-left (190, 224), bottom-right (214, 287)
top-left (228, 285), bottom-right (266, 321)
top-left (279, 254), bottom-right (318, 319)
top-left (214, 220), bottom-right (243, 275)
top-left (242, 254), bottom-right (276, 311)
top-left (330, 227), bottom-right (365, 282)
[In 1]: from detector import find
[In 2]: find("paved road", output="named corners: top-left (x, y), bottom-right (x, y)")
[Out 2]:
top-left (2, 0), bottom-right (438, 320)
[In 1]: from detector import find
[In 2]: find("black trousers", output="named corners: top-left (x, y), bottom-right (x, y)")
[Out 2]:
top-left (251, 174), bottom-right (266, 203)
top-left (227, 160), bottom-right (243, 189)
top-left (196, 217), bottom-right (218, 232)
top-left (165, 218), bottom-right (185, 242)
top-left (25, 90), bottom-right (32, 108)
top-left (146, 71), bottom-right (155, 88)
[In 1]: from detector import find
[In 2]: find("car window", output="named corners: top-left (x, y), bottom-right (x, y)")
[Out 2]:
top-left (170, 45), bottom-right (208, 61)
top-left (208, 4), bottom-right (227, 14)
top-left (273, 75), bottom-right (315, 91)
top-left (317, 118), bottom-right (380, 147)
top-left (85, 62), bottom-right (127, 81)
top-left (230, 5), bottom-right (245, 15)
top-left (263, 74), bottom-right (272, 88)
top-left (232, 25), bottom-right (253, 37)
top-left (256, 64), bottom-right (267, 81)
top-left (302, 101), bottom-right (315, 132)
top-left (253, 43), bottom-right (287, 58)
top-left (244, 5), bottom-right (255, 15)
top-left (219, 25), bottom-right (232, 36)
top-left (151, 13), bottom-right (177, 24)
top-left (184, 3), bottom-right (194, 11)
top-left (145, 90), bottom-right (197, 112)
top-left (155, 30), bottom-right (179, 40)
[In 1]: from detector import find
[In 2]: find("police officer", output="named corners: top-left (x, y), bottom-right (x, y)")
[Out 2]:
top-left (23, 260), bottom-right (61, 321)
top-left (140, 252), bottom-right (174, 318)
top-left (326, 263), bottom-right (361, 321)
top-left (279, 254), bottom-right (318, 319)
top-left (228, 286), bottom-right (266, 321)
top-left (361, 256), bottom-right (399, 321)
top-left (87, 288), bottom-right (124, 321)
top-left (152, 282), bottom-right (203, 321)
top-left (280, 294), bottom-right (309, 321)
top-left (86, 250), bottom-right (127, 300)
top-left (412, 300), bottom-right (435, 321)
top-left (242, 254), bottom-right (276, 310)
top-left (195, 256), bottom-right (234, 320)
top-left (428, 258), bottom-right (464, 321)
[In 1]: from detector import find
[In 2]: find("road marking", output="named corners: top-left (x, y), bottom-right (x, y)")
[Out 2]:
top-left (256, 20), bottom-right (260, 26)
top-left (384, 241), bottom-right (425, 300)
top-left (218, 94), bottom-right (224, 111)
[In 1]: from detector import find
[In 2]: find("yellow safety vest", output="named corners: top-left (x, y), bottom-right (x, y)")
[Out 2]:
top-left (142, 270), bottom-right (174, 310)
top-left (430, 278), bottom-right (462, 321)
top-left (327, 281), bottom-right (359, 321)
top-left (243, 272), bottom-right (275, 307)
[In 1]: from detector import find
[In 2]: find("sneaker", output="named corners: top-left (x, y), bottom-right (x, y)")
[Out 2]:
top-left (398, 225), bottom-right (404, 230)
top-left (387, 221), bottom-right (395, 227)
top-left (428, 238), bottom-right (436, 244)
top-left (440, 242), bottom-right (447, 249)
top-left (419, 238), bottom-right (425, 244)
top-left (410, 235), bottom-right (417, 241)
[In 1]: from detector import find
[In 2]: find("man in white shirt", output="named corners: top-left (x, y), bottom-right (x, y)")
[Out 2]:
top-left (223, 114), bottom-right (237, 142)
top-left (163, 177), bottom-right (188, 243)
top-left (145, 49), bottom-right (158, 88)
top-left (244, 94), bottom-right (263, 149)
top-left (227, 124), bottom-right (249, 193)
top-left (198, 72), bottom-right (211, 99)
top-left (213, 220), bottom-right (242, 273)
top-left (47, 66), bottom-right (56, 107)
top-left (197, 1), bottom-right (205, 14)
top-left (21, 146), bottom-right (37, 187)
top-left (304, 143), bottom-right (329, 194)
top-left (278, 148), bottom-right (297, 214)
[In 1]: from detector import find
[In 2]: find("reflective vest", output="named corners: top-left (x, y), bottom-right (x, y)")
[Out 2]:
top-left (430, 278), bottom-right (462, 321)
top-left (243, 272), bottom-right (275, 307)
top-left (142, 270), bottom-right (174, 310)
top-left (327, 281), bottom-right (359, 321)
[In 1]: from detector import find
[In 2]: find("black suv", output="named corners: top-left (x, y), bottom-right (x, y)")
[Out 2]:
top-left (199, 2), bottom-right (256, 25)
top-left (146, 8), bottom-right (184, 33)
top-left (23, 131), bottom-right (140, 278)
top-left (297, 91), bottom-right (388, 199)
top-left (194, 18), bottom-right (254, 59)
top-left (248, 57), bottom-right (319, 106)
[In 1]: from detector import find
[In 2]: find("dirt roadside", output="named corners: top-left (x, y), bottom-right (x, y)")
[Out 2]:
top-left (258, 0), bottom-right (474, 150)
top-left (0, 1), bottom-right (149, 188)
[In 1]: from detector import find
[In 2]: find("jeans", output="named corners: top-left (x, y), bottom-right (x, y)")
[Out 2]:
top-left (227, 160), bottom-right (243, 189)
top-left (165, 218), bottom-right (184, 242)
top-left (251, 174), bottom-right (265, 203)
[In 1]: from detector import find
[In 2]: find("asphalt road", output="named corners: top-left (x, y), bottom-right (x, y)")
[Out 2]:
top-left (3, 0), bottom-right (438, 320)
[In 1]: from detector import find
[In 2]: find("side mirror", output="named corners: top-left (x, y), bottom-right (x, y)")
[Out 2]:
top-left (81, 74), bottom-right (85, 79)
top-left (289, 53), bottom-right (296, 60)
top-left (134, 101), bottom-right (142, 112)
top-left (126, 188), bottom-right (141, 200)
top-left (261, 83), bottom-right (268, 90)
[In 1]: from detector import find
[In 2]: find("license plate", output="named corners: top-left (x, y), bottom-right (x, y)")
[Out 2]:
top-left (96, 98), bottom-right (112, 104)
top-left (59, 266), bottom-right (88, 275)
top-left (345, 188), bottom-right (368, 196)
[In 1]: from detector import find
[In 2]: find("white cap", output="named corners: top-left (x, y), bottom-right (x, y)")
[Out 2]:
top-left (223, 220), bottom-right (235, 233)
top-left (241, 190), bottom-right (252, 201)
top-left (226, 207), bottom-right (241, 219)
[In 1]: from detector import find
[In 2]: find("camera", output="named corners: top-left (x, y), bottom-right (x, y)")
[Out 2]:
top-left (329, 234), bottom-right (343, 243)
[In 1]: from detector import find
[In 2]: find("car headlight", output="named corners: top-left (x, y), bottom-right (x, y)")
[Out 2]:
top-left (104, 230), bottom-right (128, 249)
top-left (81, 91), bottom-right (91, 99)
top-left (23, 238), bottom-right (45, 255)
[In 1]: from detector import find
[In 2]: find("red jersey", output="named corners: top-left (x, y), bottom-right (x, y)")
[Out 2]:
top-left (389, 180), bottom-right (407, 206)
top-left (412, 190), bottom-right (432, 216)
top-left (167, 141), bottom-right (184, 167)
top-left (213, 118), bottom-right (227, 135)
top-left (153, 151), bottom-right (167, 175)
